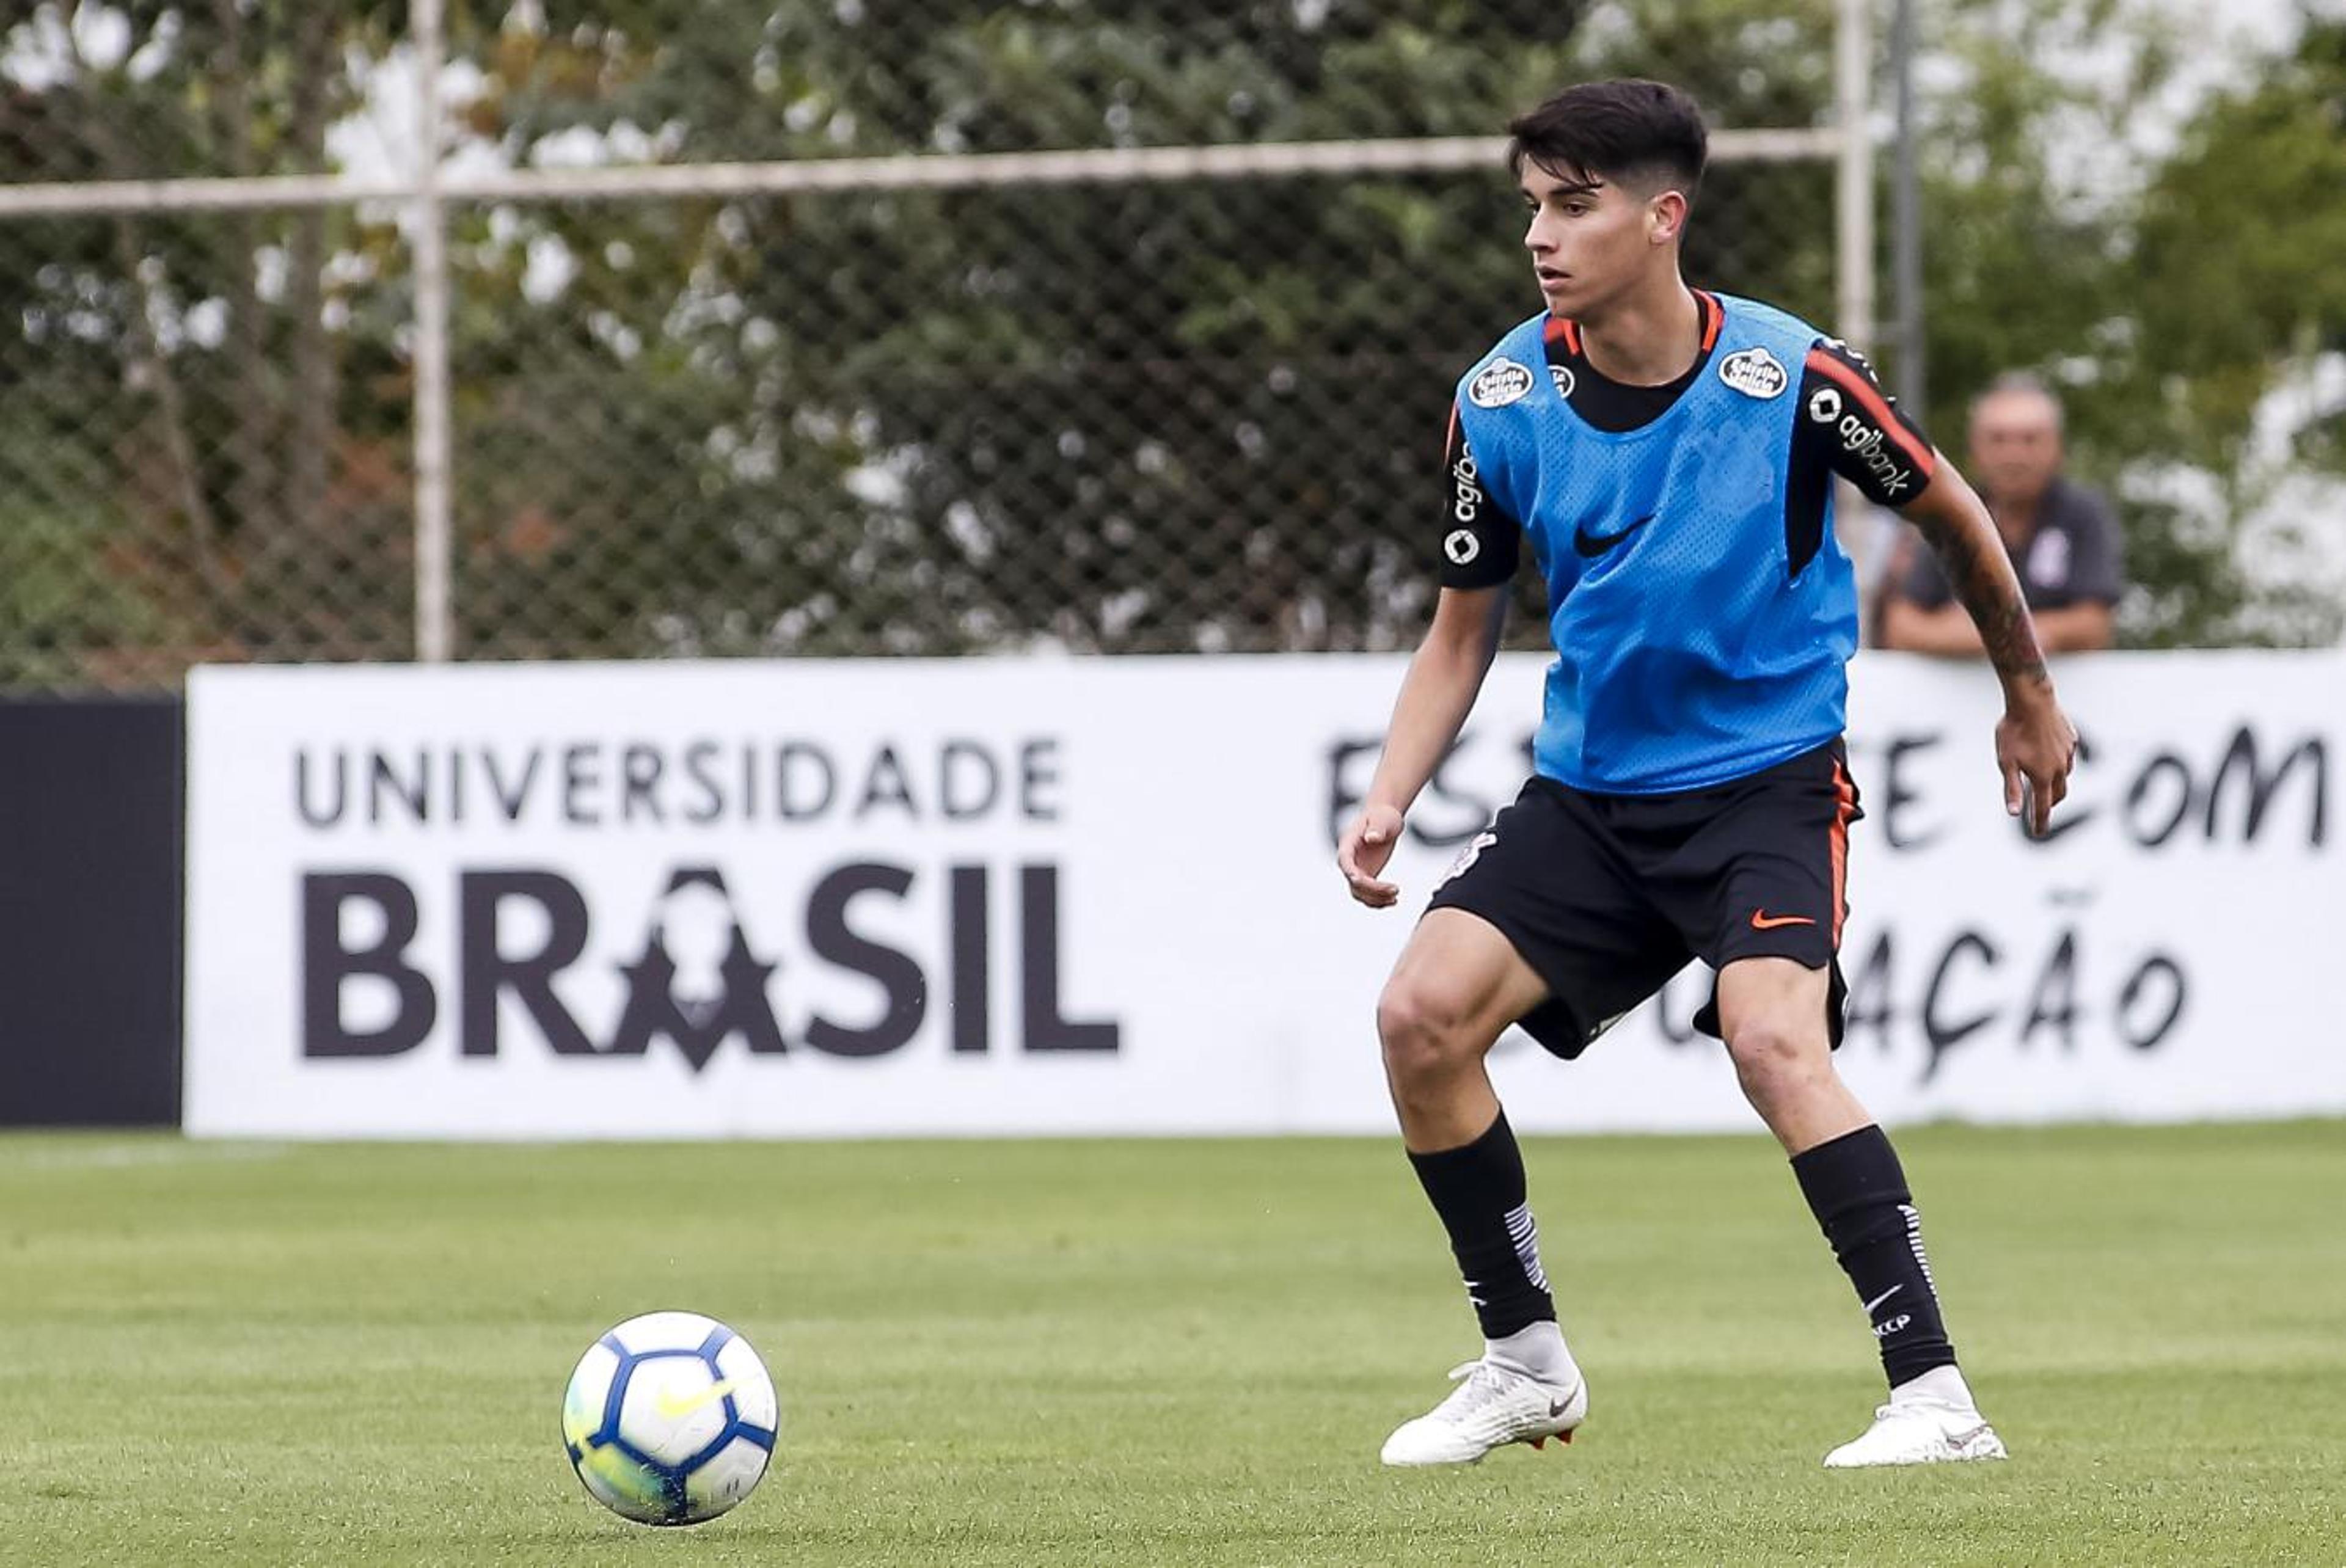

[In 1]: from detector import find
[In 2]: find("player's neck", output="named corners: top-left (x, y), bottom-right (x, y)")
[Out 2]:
top-left (1574, 276), bottom-right (1703, 388)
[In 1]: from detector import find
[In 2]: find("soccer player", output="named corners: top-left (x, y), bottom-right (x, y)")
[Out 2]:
top-left (1336, 79), bottom-right (2078, 1469)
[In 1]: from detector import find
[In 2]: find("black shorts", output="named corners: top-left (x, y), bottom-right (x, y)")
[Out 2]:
top-left (1425, 739), bottom-right (1862, 1060)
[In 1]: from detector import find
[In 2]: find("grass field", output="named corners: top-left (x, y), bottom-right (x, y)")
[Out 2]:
top-left (1, 1124), bottom-right (2340, 1567)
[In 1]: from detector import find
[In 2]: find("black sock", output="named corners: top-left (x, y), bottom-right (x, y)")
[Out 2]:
top-left (1407, 1110), bottom-right (1555, 1340)
top-left (1791, 1125), bottom-right (1957, 1388)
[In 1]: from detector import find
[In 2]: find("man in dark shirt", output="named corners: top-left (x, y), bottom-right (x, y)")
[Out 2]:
top-left (1877, 373), bottom-right (2124, 654)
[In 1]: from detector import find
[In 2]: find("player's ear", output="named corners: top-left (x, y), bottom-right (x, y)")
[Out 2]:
top-left (1648, 189), bottom-right (1689, 246)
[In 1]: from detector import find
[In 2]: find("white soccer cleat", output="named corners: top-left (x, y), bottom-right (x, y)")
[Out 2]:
top-left (1379, 1357), bottom-right (1588, 1467)
top-left (1822, 1396), bottom-right (2008, 1468)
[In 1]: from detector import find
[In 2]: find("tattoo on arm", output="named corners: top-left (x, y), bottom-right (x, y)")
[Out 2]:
top-left (1910, 510), bottom-right (2050, 688)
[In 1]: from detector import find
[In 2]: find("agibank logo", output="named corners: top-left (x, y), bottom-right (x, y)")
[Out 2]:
top-left (1833, 412), bottom-right (1921, 500)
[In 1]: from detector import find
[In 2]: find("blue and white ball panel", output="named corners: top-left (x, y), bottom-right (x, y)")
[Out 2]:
top-left (713, 1331), bottom-right (780, 1432)
top-left (685, 1432), bottom-right (773, 1516)
top-left (615, 1347), bottom-right (734, 1467)
top-left (610, 1309), bottom-right (728, 1354)
top-left (687, 1331), bottom-right (778, 1512)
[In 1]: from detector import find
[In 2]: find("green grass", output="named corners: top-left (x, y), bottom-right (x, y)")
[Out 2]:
top-left (0, 1125), bottom-right (2340, 1566)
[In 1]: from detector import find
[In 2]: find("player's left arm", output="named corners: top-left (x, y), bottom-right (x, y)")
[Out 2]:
top-left (1897, 460), bottom-right (2079, 834)
top-left (1797, 340), bottom-right (2077, 831)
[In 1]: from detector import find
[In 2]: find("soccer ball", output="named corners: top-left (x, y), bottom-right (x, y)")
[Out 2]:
top-left (561, 1310), bottom-right (778, 1526)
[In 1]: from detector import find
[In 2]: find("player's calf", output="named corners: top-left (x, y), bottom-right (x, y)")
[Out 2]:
top-left (1386, 1112), bottom-right (1590, 1464)
top-left (1791, 1125), bottom-right (2009, 1466)
top-left (1793, 1125), bottom-right (1959, 1390)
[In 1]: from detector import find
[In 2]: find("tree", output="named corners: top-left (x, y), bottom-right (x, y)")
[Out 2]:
top-left (2120, 13), bottom-right (2346, 645)
top-left (34, 4), bottom-right (2338, 677)
top-left (1905, 0), bottom-right (2344, 647)
top-left (446, 0), bottom-right (1841, 657)
top-left (0, 2), bottom-right (409, 683)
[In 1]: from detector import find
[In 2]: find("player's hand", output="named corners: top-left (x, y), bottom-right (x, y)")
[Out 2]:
top-left (1995, 688), bottom-right (2078, 837)
top-left (1337, 803), bottom-right (1405, 908)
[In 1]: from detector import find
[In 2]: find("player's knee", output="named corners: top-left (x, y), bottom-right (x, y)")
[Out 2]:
top-left (1376, 978), bottom-right (1480, 1082)
top-left (1724, 1014), bottom-right (1829, 1098)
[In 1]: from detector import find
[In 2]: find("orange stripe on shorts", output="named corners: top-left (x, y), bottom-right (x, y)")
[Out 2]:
top-left (1829, 758), bottom-right (1859, 944)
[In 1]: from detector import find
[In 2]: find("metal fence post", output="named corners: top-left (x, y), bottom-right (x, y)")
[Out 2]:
top-left (1891, 0), bottom-right (1924, 416)
top-left (1832, 0), bottom-right (1886, 594)
top-left (412, 0), bottom-right (453, 663)
top-left (1835, 0), bottom-right (1876, 353)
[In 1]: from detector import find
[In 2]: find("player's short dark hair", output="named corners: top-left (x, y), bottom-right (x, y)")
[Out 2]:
top-left (1507, 79), bottom-right (1708, 202)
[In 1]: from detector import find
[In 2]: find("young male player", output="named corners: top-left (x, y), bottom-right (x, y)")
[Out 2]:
top-left (1336, 79), bottom-right (2078, 1469)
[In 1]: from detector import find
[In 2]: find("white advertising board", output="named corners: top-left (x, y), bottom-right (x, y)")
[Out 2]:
top-left (185, 651), bottom-right (2344, 1137)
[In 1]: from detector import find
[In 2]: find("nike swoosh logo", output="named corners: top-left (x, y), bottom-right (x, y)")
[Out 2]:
top-left (654, 1377), bottom-right (739, 1422)
top-left (1750, 910), bottom-right (1818, 930)
top-left (1549, 1396), bottom-right (1573, 1417)
top-left (1862, 1284), bottom-right (1903, 1314)
top-left (1573, 512), bottom-right (1656, 557)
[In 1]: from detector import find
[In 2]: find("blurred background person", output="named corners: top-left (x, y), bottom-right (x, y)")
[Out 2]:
top-left (1875, 373), bottom-right (2124, 655)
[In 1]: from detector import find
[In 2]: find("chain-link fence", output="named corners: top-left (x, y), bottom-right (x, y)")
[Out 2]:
top-left (1, 1), bottom-right (1857, 690)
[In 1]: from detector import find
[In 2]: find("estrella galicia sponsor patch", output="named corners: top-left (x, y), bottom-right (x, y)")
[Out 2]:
top-left (1549, 362), bottom-right (1576, 399)
top-left (1719, 346), bottom-right (1789, 399)
top-left (1468, 358), bottom-right (1535, 408)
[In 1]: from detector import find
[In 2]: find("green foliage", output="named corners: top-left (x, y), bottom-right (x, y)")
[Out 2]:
top-left (1909, 1), bottom-right (2344, 648)
top-left (2133, 18), bottom-right (2346, 467)
top-left (1, 1), bottom-right (2337, 679)
top-left (0, 4), bottom-right (414, 679)
top-left (445, 1), bottom-right (1840, 658)
top-left (2112, 15), bottom-right (2346, 647)
top-left (0, 434), bottom-right (172, 687)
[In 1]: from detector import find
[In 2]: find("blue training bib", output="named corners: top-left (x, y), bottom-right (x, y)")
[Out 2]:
top-left (1454, 293), bottom-right (1858, 793)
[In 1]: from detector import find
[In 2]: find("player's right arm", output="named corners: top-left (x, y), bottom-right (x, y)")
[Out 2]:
top-left (1339, 585), bottom-right (1510, 907)
top-left (1339, 408), bottom-right (1520, 908)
